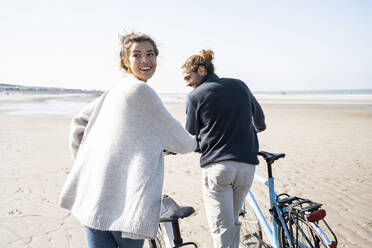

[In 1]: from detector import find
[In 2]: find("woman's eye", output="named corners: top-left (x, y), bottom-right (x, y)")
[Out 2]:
top-left (148, 52), bottom-right (155, 57)
top-left (133, 54), bottom-right (141, 58)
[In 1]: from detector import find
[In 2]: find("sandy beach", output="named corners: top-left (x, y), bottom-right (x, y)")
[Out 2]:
top-left (0, 93), bottom-right (371, 247)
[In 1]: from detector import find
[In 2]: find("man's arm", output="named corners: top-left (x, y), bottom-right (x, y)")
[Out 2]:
top-left (185, 98), bottom-right (200, 136)
top-left (185, 98), bottom-right (202, 152)
top-left (249, 91), bottom-right (266, 132)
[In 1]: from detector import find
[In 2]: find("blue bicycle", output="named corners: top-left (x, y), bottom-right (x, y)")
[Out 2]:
top-left (239, 151), bottom-right (338, 248)
top-left (146, 151), bottom-right (338, 248)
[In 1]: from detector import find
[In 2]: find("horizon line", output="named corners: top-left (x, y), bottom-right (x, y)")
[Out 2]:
top-left (1, 83), bottom-right (372, 95)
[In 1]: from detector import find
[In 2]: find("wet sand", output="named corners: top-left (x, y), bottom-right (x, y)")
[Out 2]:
top-left (0, 94), bottom-right (371, 247)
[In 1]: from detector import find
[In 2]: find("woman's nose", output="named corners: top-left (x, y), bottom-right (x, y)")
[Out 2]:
top-left (140, 55), bottom-right (150, 62)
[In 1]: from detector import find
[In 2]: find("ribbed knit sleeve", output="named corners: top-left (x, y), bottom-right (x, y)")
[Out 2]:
top-left (135, 83), bottom-right (197, 154)
top-left (69, 93), bottom-right (107, 159)
top-left (69, 99), bottom-right (96, 159)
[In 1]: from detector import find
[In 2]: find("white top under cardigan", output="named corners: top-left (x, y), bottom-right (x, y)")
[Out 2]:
top-left (58, 75), bottom-right (196, 239)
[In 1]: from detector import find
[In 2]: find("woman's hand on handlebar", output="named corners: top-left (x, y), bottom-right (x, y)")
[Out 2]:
top-left (163, 150), bottom-right (177, 155)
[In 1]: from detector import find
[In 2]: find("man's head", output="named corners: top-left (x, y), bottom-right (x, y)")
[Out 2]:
top-left (182, 66), bottom-right (206, 88)
top-left (182, 49), bottom-right (215, 88)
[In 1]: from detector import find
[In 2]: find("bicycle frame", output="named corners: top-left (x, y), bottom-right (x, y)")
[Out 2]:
top-left (244, 174), bottom-right (293, 248)
top-left (159, 202), bottom-right (175, 248)
top-left (159, 221), bottom-right (174, 248)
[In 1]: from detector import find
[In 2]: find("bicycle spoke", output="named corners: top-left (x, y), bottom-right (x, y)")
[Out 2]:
top-left (239, 200), bottom-right (264, 248)
top-left (279, 215), bottom-right (329, 248)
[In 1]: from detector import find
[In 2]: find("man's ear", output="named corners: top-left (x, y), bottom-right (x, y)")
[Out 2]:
top-left (198, 66), bottom-right (207, 76)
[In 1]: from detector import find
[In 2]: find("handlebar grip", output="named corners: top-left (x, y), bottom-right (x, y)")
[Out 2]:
top-left (163, 150), bottom-right (177, 155)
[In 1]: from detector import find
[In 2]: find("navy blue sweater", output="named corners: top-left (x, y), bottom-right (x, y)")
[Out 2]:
top-left (186, 73), bottom-right (266, 167)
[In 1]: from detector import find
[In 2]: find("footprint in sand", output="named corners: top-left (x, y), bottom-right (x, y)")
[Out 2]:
top-left (8, 209), bottom-right (22, 215)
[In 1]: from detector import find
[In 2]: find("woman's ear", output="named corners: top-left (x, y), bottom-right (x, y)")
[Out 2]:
top-left (122, 58), bottom-right (131, 72)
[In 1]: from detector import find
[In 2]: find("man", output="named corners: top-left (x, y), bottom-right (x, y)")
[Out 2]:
top-left (182, 49), bottom-right (266, 248)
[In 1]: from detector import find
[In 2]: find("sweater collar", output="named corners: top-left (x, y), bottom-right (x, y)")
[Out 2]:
top-left (200, 73), bottom-right (220, 85)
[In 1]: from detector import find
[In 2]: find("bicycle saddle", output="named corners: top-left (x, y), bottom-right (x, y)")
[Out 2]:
top-left (159, 195), bottom-right (195, 222)
top-left (258, 151), bottom-right (285, 164)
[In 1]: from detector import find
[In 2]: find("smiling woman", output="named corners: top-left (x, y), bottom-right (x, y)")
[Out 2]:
top-left (58, 31), bottom-right (197, 248)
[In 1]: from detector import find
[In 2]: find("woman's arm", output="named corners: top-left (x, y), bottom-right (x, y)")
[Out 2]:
top-left (69, 97), bottom-right (100, 159)
top-left (139, 84), bottom-right (197, 154)
top-left (161, 112), bottom-right (197, 154)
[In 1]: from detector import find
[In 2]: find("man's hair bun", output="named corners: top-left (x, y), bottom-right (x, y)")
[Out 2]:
top-left (200, 49), bottom-right (214, 63)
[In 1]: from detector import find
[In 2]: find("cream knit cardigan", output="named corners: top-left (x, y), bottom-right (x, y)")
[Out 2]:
top-left (58, 75), bottom-right (196, 239)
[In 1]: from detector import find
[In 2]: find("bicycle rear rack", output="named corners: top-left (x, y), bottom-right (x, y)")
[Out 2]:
top-left (275, 194), bottom-right (338, 247)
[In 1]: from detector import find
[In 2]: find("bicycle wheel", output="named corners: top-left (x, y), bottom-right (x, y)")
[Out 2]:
top-left (278, 215), bottom-right (328, 248)
top-left (144, 226), bottom-right (166, 248)
top-left (239, 201), bottom-right (263, 248)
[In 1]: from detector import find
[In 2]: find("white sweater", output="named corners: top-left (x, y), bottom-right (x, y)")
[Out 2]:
top-left (58, 75), bottom-right (196, 239)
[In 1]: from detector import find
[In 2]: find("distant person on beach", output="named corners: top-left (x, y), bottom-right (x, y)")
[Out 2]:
top-left (58, 32), bottom-right (197, 248)
top-left (182, 49), bottom-right (266, 248)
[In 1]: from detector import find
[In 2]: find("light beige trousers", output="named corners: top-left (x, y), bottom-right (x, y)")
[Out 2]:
top-left (202, 160), bottom-right (256, 248)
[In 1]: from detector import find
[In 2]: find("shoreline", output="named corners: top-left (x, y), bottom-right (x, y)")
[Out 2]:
top-left (0, 92), bottom-right (98, 103)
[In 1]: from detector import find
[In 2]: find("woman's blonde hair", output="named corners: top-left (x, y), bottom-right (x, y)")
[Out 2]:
top-left (119, 32), bottom-right (159, 71)
top-left (182, 49), bottom-right (214, 74)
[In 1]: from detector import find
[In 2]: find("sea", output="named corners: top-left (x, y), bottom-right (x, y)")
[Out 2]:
top-left (1, 86), bottom-right (372, 116)
top-left (254, 89), bottom-right (372, 95)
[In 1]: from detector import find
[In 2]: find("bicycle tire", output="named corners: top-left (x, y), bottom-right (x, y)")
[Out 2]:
top-left (239, 200), bottom-right (263, 248)
top-left (278, 214), bottom-right (328, 248)
top-left (144, 226), bottom-right (167, 248)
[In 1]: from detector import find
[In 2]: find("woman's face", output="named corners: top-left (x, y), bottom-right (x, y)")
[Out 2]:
top-left (125, 41), bottom-right (157, 82)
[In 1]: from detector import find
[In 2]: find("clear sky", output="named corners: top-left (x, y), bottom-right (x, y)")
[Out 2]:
top-left (1, 0), bottom-right (371, 93)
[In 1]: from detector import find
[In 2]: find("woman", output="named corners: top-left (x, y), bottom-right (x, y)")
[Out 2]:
top-left (58, 32), bottom-right (197, 248)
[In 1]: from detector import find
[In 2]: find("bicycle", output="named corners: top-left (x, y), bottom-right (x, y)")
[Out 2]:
top-left (239, 151), bottom-right (338, 248)
top-left (146, 151), bottom-right (338, 248)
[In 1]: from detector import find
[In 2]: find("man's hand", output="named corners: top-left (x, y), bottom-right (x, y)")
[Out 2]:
top-left (194, 136), bottom-right (201, 153)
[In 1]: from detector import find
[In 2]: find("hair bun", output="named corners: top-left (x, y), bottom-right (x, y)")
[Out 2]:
top-left (182, 49), bottom-right (215, 74)
top-left (200, 49), bottom-right (214, 62)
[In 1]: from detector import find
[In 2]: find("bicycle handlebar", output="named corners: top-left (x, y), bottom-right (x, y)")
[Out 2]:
top-left (163, 150), bottom-right (177, 155)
